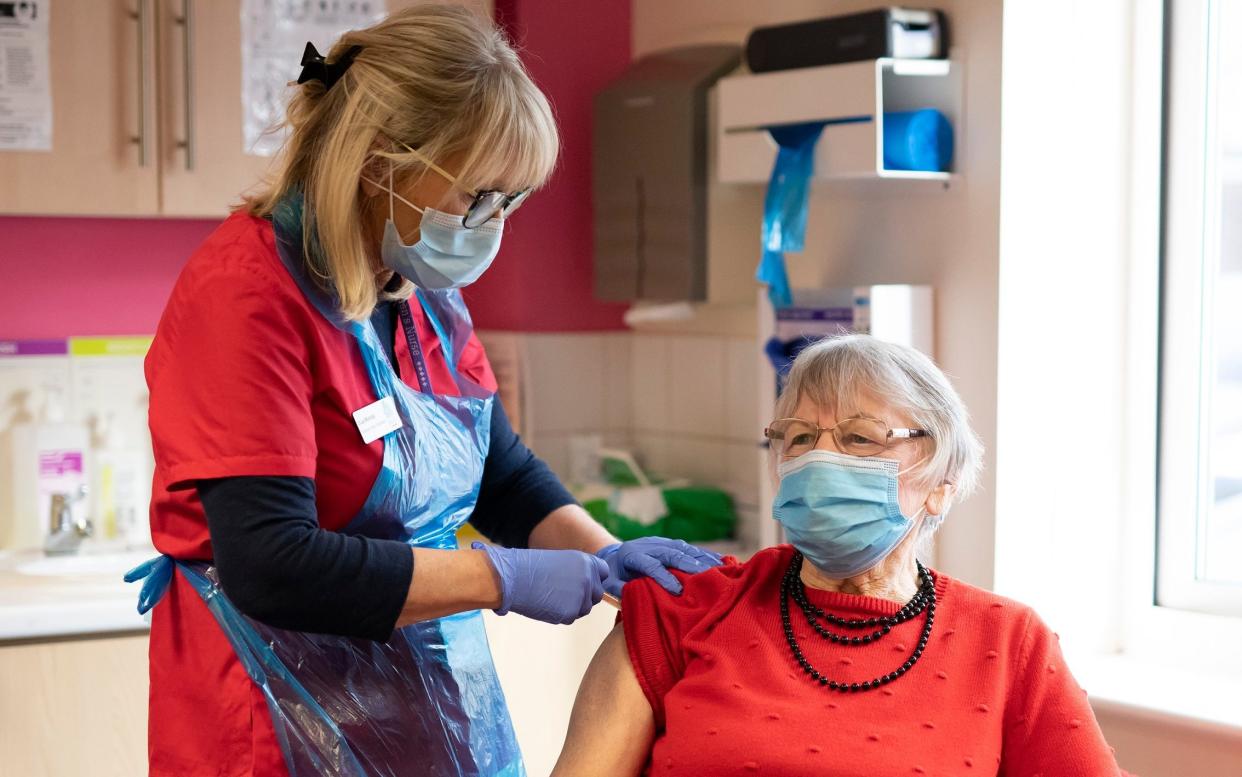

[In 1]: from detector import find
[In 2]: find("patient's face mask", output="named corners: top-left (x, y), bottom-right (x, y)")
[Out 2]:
top-left (773, 449), bottom-right (928, 578)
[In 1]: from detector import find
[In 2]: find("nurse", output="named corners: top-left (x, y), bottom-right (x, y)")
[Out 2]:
top-left (129, 6), bottom-right (720, 775)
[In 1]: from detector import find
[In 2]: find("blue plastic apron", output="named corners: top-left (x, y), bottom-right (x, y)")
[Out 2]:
top-left (127, 197), bottom-right (524, 777)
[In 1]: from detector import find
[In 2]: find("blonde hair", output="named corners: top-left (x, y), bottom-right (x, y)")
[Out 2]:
top-left (772, 335), bottom-right (984, 499)
top-left (245, 4), bottom-right (559, 321)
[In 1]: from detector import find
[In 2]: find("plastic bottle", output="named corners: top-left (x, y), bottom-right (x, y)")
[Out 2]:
top-left (93, 412), bottom-right (148, 548)
top-left (8, 386), bottom-right (90, 549)
top-left (0, 392), bottom-right (36, 549)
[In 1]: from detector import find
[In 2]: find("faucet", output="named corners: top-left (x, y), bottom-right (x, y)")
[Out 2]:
top-left (44, 486), bottom-right (93, 555)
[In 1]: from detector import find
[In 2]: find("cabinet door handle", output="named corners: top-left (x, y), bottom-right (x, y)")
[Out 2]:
top-left (175, 0), bottom-right (195, 170)
top-left (128, 0), bottom-right (150, 167)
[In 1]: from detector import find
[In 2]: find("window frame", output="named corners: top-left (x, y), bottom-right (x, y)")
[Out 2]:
top-left (1154, 0), bottom-right (1242, 617)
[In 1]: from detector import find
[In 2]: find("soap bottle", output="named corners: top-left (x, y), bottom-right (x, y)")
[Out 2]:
top-left (1, 391), bottom-right (36, 549)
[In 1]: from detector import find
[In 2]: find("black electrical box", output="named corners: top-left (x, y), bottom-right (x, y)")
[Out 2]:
top-left (745, 7), bottom-right (948, 74)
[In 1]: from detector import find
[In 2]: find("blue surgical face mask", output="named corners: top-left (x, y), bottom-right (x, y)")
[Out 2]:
top-left (366, 163), bottom-right (503, 290)
top-left (773, 449), bottom-right (923, 578)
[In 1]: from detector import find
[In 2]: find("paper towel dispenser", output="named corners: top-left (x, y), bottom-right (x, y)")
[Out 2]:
top-left (593, 45), bottom-right (741, 302)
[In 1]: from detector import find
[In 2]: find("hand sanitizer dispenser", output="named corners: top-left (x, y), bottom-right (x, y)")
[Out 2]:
top-left (7, 385), bottom-right (90, 550)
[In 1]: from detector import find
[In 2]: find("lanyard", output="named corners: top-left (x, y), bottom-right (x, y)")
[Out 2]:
top-left (396, 299), bottom-right (433, 394)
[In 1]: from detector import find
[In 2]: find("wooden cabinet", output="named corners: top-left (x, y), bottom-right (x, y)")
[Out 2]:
top-left (156, 0), bottom-right (271, 216)
top-left (1, 0), bottom-right (463, 218)
top-left (0, 633), bottom-right (149, 777)
top-left (0, 0), bottom-right (257, 217)
top-left (158, 0), bottom-right (435, 217)
top-left (0, 608), bottom-right (594, 777)
top-left (0, 1), bottom-right (161, 215)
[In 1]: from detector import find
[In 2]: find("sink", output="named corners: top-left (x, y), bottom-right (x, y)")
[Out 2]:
top-left (16, 550), bottom-right (156, 578)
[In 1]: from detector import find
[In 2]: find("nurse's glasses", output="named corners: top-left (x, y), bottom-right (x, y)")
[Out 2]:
top-left (764, 416), bottom-right (929, 458)
top-left (399, 142), bottom-right (531, 229)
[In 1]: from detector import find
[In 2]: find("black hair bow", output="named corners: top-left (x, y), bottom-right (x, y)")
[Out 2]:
top-left (297, 42), bottom-right (363, 90)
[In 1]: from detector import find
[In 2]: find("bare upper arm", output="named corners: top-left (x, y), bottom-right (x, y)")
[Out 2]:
top-left (552, 624), bottom-right (655, 777)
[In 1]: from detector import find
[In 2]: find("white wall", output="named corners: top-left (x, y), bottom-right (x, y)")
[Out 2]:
top-left (633, 0), bottom-right (1004, 589)
top-left (479, 330), bottom-right (763, 545)
top-left (483, 605), bottom-right (616, 775)
top-left (994, 0), bottom-right (1133, 656)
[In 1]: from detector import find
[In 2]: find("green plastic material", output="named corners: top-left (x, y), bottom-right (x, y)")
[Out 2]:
top-left (584, 486), bottom-right (736, 542)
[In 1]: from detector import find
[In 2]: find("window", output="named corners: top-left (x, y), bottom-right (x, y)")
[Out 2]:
top-left (1158, 0), bottom-right (1242, 615)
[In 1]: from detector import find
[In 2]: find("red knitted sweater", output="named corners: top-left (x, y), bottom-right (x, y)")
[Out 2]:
top-left (621, 545), bottom-right (1130, 776)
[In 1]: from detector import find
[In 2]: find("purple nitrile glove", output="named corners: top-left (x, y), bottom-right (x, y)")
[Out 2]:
top-left (596, 537), bottom-right (725, 597)
top-left (472, 541), bottom-right (610, 625)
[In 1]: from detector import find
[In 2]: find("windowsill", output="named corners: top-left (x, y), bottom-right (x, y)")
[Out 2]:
top-left (1069, 650), bottom-right (1242, 737)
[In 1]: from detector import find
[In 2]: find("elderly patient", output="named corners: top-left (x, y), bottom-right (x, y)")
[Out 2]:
top-left (554, 335), bottom-right (1132, 776)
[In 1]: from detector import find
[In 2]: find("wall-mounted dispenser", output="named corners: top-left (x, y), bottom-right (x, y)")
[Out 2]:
top-left (717, 57), bottom-right (961, 183)
top-left (593, 45), bottom-right (741, 302)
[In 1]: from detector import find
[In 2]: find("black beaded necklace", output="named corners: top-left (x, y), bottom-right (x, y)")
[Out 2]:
top-left (780, 551), bottom-right (936, 692)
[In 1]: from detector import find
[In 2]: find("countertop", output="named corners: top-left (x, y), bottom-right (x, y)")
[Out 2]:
top-left (0, 548), bottom-right (154, 642)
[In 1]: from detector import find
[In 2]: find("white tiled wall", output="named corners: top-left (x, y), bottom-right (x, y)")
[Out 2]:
top-left (497, 330), bottom-right (766, 547)
top-left (3, 330), bottom-right (768, 551)
top-left (0, 351), bottom-right (152, 550)
top-left (630, 333), bottom-right (763, 545)
top-left (514, 332), bottom-right (635, 483)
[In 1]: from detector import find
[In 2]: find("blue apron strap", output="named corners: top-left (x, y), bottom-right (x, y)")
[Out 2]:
top-left (396, 299), bottom-right (435, 394)
top-left (124, 555), bottom-right (175, 615)
top-left (176, 563), bottom-right (368, 776)
top-left (128, 558), bottom-right (369, 774)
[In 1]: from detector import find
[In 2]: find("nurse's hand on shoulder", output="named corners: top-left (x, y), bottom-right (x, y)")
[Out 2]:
top-left (473, 542), bottom-right (609, 625)
top-left (596, 537), bottom-right (724, 598)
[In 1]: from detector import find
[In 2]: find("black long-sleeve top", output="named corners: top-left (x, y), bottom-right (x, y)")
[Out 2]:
top-left (197, 301), bottom-right (575, 641)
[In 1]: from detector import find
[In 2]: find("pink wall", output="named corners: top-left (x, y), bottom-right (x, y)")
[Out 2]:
top-left (0, 216), bottom-right (221, 340)
top-left (468, 0), bottom-right (630, 331)
top-left (0, 0), bottom-right (630, 338)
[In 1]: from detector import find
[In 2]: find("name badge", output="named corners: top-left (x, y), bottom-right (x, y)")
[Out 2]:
top-left (353, 396), bottom-right (402, 444)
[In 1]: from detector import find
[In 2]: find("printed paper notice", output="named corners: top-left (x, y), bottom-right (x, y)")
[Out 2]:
top-left (240, 0), bottom-right (385, 157)
top-left (0, 0), bottom-right (52, 151)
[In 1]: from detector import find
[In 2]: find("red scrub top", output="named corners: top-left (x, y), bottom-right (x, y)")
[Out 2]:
top-left (143, 212), bottom-right (497, 776)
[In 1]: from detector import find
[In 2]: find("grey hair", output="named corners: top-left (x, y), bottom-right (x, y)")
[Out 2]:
top-left (913, 514), bottom-right (945, 563)
top-left (772, 335), bottom-right (984, 501)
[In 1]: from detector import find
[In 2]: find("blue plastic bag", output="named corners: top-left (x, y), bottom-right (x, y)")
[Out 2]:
top-left (758, 122), bottom-right (827, 308)
top-left (883, 109), bottom-right (954, 172)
